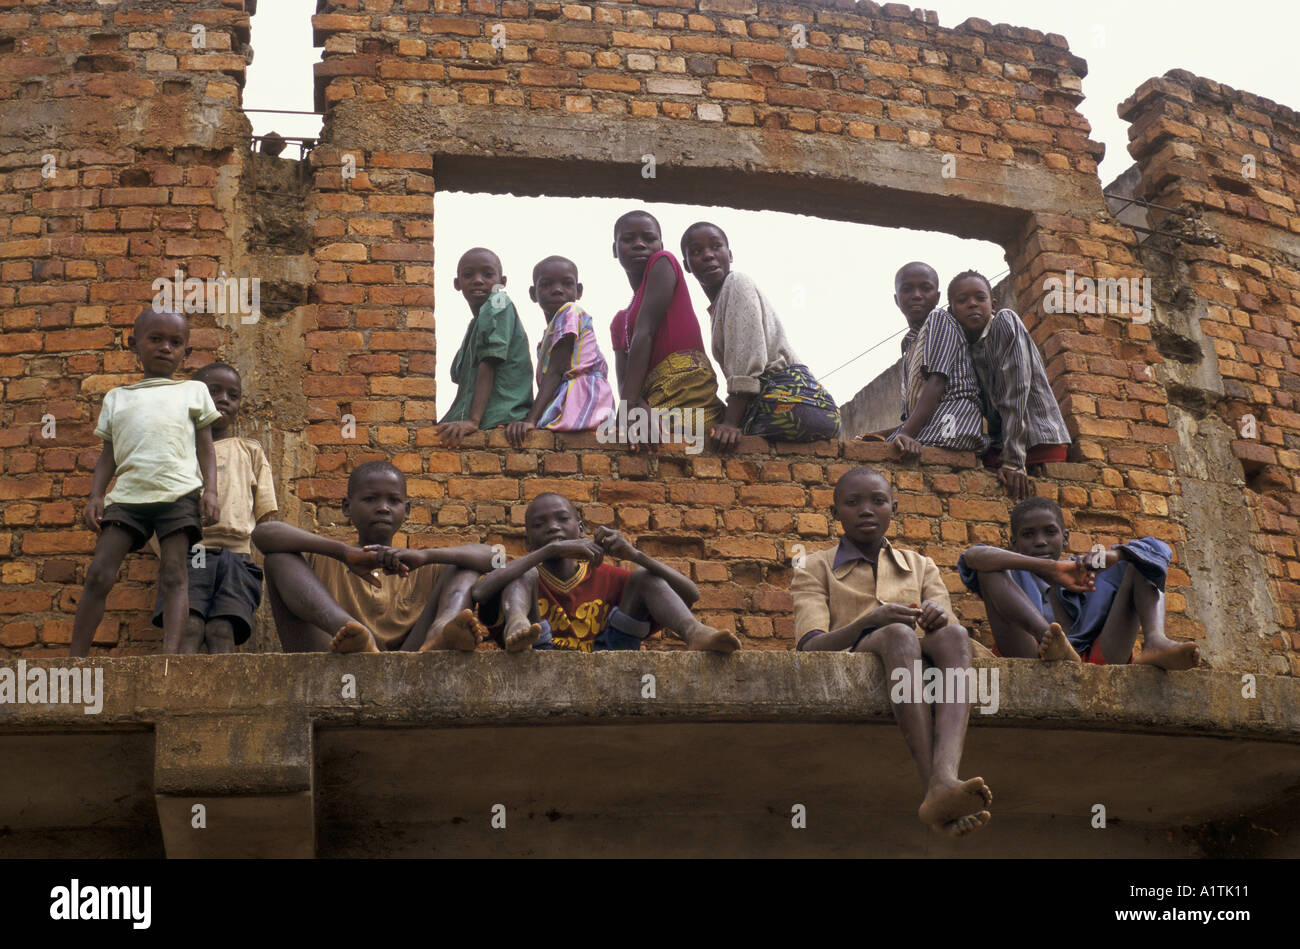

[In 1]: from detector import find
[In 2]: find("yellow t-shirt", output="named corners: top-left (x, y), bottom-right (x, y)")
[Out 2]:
top-left (94, 378), bottom-right (221, 505)
top-left (201, 436), bottom-right (278, 554)
top-left (305, 552), bottom-right (445, 651)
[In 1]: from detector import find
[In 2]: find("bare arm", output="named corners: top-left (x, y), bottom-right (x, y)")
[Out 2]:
top-left (84, 440), bottom-right (117, 530)
top-left (467, 358), bottom-right (498, 427)
top-left (416, 543), bottom-right (497, 573)
top-left (896, 372), bottom-right (947, 439)
top-left (527, 336), bottom-right (573, 425)
top-left (252, 521), bottom-right (354, 559)
top-left (470, 539), bottom-right (603, 602)
top-left (595, 526), bottom-right (698, 604)
top-left (196, 425), bottom-right (218, 523)
top-left (619, 257), bottom-right (675, 404)
top-left (961, 544), bottom-right (1095, 591)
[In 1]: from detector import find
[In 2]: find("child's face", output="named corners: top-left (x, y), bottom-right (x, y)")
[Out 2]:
top-left (950, 277), bottom-right (994, 341)
top-left (529, 260), bottom-right (582, 319)
top-left (342, 469), bottom-right (410, 546)
top-left (614, 215), bottom-right (663, 277)
top-left (524, 494), bottom-right (582, 551)
top-left (832, 472), bottom-right (896, 548)
top-left (894, 266), bottom-right (940, 331)
top-left (454, 250), bottom-right (505, 314)
top-left (1010, 508), bottom-right (1066, 560)
top-left (683, 225), bottom-right (731, 295)
top-left (129, 311), bottom-right (191, 378)
top-left (202, 367), bottom-right (241, 437)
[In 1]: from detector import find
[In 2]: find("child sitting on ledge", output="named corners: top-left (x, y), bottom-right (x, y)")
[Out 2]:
top-left (957, 497), bottom-right (1199, 669)
top-left (792, 466), bottom-right (992, 838)
top-left (471, 492), bottom-right (739, 653)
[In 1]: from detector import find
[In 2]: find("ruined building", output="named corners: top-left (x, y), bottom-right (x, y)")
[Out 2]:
top-left (0, 0), bottom-right (1297, 857)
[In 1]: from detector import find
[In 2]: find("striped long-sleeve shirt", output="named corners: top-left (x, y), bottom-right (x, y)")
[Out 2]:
top-left (967, 308), bottom-right (1071, 469)
top-left (893, 307), bottom-right (987, 452)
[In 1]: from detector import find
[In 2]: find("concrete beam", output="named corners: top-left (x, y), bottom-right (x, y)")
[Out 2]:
top-left (322, 102), bottom-right (1107, 243)
top-left (2, 654), bottom-right (1298, 857)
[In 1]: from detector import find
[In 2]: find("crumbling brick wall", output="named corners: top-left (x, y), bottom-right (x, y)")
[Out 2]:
top-left (0, 0), bottom-right (1293, 671)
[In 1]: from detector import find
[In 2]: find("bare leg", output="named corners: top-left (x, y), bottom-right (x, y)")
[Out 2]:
top-left (917, 625), bottom-right (992, 836)
top-left (263, 551), bottom-right (371, 652)
top-left (157, 532), bottom-right (193, 654)
top-left (70, 525), bottom-right (136, 657)
top-left (976, 570), bottom-right (1047, 658)
top-left (497, 570), bottom-right (542, 653)
top-left (204, 618), bottom-right (236, 654)
top-left (404, 567), bottom-right (483, 652)
top-left (1104, 564), bottom-right (1200, 670)
top-left (853, 623), bottom-right (933, 784)
top-left (621, 569), bottom-right (739, 652)
top-left (180, 614), bottom-right (206, 653)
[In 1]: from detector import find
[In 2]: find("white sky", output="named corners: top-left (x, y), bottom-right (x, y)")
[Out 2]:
top-left (242, 0), bottom-right (1296, 408)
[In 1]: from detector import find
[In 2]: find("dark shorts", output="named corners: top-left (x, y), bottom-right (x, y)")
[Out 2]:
top-left (102, 490), bottom-right (202, 552)
top-left (151, 548), bottom-right (264, 645)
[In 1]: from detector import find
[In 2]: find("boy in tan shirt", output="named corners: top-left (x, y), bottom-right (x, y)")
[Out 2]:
top-left (792, 466), bottom-right (992, 837)
top-left (252, 460), bottom-right (494, 653)
top-left (150, 363), bottom-right (277, 653)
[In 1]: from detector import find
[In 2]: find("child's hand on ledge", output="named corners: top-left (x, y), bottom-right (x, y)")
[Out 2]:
top-left (505, 419), bottom-right (534, 449)
top-left (437, 420), bottom-right (478, 448)
top-left (709, 422), bottom-right (744, 453)
top-left (998, 466), bottom-right (1032, 500)
top-left (893, 433), bottom-right (924, 461)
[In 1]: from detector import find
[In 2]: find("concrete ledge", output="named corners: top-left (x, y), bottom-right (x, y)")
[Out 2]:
top-left (2, 654), bottom-right (1298, 857)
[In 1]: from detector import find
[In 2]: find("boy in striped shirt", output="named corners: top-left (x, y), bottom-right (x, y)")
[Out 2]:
top-left (948, 270), bottom-right (1071, 499)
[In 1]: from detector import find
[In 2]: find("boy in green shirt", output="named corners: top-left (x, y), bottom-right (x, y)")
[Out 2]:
top-left (436, 247), bottom-right (534, 448)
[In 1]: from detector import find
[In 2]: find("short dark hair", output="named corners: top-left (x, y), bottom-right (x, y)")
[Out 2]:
top-left (194, 361), bottom-right (239, 384)
top-left (947, 269), bottom-right (992, 301)
top-left (347, 460), bottom-right (406, 498)
top-left (679, 221), bottom-right (728, 265)
top-left (133, 305), bottom-right (187, 338)
top-left (1009, 497), bottom-right (1064, 536)
top-left (894, 261), bottom-right (938, 292)
top-left (832, 466), bottom-right (891, 504)
top-left (532, 255), bottom-right (577, 284)
top-left (456, 246), bottom-right (503, 273)
top-left (614, 209), bottom-right (660, 240)
top-left (525, 491), bottom-right (577, 521)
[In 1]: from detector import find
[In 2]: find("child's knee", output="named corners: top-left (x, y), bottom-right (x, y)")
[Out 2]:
top-left (157, 559), bottom-right (187, 594)
top-left (927, 624), bottom-right (971, 660)
top-left (876, 622), bottom-right (922, 654)
top-left (83, 558), bottom-right (120, 593)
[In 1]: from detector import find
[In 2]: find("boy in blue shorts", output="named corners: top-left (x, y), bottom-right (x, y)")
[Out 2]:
top-left (958, 497), bottom-right (1200, 668)
top-left (150, 362), bottom-right (277, 653)
top-left (470, 492), bottom-right (739, 653)
top-left (71, 307), bottom-right (221, 656)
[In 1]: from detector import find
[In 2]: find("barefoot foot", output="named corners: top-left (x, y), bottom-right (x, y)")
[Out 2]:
top-left (918, 776), bottom-right (993, 830)
top-left (684, 623), bottom-right (740, 653)
top-left (939, 810), bottom-right (991, 838)
top-left (419, 608), bottom-right (484, 652)
top-left (1039, 622), bottom-right (1081, 662)
top-left (504, 620), bottom-right (542, 653)
top-left (330, 621), bottom-right (380, 654)
top-left (1134, 639), bottom-right (1199, 671)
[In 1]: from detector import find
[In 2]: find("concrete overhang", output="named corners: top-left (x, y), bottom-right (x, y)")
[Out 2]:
top-left (2, 653), bottom-right (1298, 857)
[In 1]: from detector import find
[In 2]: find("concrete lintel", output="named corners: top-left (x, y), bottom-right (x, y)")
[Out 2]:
top-left (322, 102), bottom-right (1106, 243)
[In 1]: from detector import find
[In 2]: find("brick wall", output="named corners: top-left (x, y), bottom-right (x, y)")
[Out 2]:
top-left (1119, 71), bottom-right (1300, 662)
top-left (1, 0), bottom-right (1294, 670)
